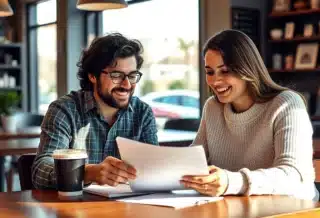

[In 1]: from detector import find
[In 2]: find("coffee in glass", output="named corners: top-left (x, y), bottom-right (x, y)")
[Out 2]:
top-left (52, 149), bottom-right (88, 197)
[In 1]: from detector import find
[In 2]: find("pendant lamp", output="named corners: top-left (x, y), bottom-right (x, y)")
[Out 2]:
top-left (76, 0), bottom-right (128, 11)
top-left (0, 0), bottom-right (13, 17)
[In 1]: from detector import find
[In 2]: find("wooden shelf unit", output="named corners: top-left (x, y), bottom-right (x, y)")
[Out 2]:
top-left (269, 8), bottom-right (320, 17)
top-left (266, 1), bottom-right (320, 116)
top-left (269, 35), bottom-right (320, 43)
top-left (0, 87), bottom-right (22, 91)
top-left (269, 68), bottom-right (320, 73)
top-left (0, 43), bottom-right (26, 111)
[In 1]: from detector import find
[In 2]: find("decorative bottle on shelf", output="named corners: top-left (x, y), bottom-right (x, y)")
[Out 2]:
top-left (3, 72), bottom-right (8, 87)
top-left (285, 55), bottom-right (294, 69)
top-left (311, 0), bottom-right (320, 9)
top-left (272, 54), bottom-right (282, 70)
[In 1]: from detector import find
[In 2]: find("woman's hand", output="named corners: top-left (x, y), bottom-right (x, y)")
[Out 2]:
top-left (180, 165), bottom-right (229, 196)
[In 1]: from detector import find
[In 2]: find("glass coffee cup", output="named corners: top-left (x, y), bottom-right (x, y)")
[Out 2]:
top-left (52, 149), bottom-right (88, 197)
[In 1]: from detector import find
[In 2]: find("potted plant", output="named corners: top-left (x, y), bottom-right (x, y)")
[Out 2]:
top-left (0, 91), bottom-right (21, 133)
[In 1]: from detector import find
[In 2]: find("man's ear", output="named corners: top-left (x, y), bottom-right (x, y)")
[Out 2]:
top-left (88, 74), bottom-right (97, 84)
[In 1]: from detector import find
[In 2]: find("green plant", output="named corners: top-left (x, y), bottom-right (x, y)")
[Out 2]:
top-left (141, 80), bottom-right (154, 96)
top-left (168, 80), bottom-right (185, 90)
top-left (0, 92), bottom-right (20, 116)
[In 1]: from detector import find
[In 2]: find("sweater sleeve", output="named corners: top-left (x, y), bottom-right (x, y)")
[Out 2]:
top-left (234, 92), bottom-right (314, 198)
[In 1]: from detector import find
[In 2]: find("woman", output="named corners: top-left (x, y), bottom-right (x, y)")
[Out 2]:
top-left (180, 29), bottom-right (318, 200)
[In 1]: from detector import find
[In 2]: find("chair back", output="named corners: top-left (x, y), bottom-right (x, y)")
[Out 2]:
top-left (164, 118), bottom-right (200, 132)
top-left (17, 154), bottom-right (36, 190)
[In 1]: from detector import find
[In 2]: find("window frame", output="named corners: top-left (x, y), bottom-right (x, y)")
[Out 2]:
top-left (26, 0), bottom-right (57, 113)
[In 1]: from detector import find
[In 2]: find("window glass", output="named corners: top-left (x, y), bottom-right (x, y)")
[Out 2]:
top-left (28, 0), bottom-right (57, 114)
top-left (35, 0), bottom-right (57, 25)
top-left (37, 24), bottom-right (57, 114)
top-left (103, 0), bottom-right (199, 128)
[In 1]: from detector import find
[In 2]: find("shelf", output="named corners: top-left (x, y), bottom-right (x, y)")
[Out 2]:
top-left (0, 65), bottom-right (20, 70)
top-left (269, 8), bottom-right (320, 17)
top-left (269, 68), bottom-right (320, 73)
top-left (312, 116), bottom-right (320, 121)
top-left (0, 43), bottom-right (21, 48)
top-left (0, 87), bottom-right (21, 91)
top-left (269, 36), bottom-right (320, 43)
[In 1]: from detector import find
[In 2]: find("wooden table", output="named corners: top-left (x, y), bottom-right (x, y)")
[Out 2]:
top-left (0, 190), bottom-right (319, 218)
top-left (0, 130), bottom-right (195, 192)
top-left (0, 135), bottom-right (317, 192)
top-left (0, 132), bottom-right (40, 140)
top-left (0, 138), bottom-right (40, 192)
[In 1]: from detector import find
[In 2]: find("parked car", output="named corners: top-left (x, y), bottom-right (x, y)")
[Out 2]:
top-left (140, 90), bottom-right (200, 119)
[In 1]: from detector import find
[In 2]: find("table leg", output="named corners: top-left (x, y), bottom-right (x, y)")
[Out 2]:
top-left (0, 156), bottom-right (4, 192)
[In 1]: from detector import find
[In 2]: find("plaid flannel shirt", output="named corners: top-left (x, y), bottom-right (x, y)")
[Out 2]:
top-left (31, 90), bottom-right (158, 189)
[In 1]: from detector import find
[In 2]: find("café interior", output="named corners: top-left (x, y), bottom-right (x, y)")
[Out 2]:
top-left (0, 0), bottom-right (320, 217)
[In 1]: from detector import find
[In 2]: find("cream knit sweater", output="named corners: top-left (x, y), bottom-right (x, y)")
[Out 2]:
top-left (193, 90), bottom-right (318, 200)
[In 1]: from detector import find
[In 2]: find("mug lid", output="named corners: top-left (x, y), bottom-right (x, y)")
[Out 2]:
top-left (52, 149), bottom-right (88, 159)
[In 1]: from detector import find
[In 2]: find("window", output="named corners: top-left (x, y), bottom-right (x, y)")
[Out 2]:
top-left (27, 0), bottom-right (57, 114)
top-left (103, 0), bottom-right (199, 128)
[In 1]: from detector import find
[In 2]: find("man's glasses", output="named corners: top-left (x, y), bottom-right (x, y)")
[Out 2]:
top-left (101, 70), bottom-right (143, 84)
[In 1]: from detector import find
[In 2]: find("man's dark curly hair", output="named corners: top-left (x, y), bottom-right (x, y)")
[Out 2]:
top-left (77, 33), bottom-right (144, 91)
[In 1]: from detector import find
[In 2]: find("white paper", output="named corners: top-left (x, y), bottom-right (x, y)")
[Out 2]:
top-left (83, 184), bottom-right (151, 198)
top-left (117, 192), bottom-right (223, 209)
top-left (116, 137), bottom-right (209, 192)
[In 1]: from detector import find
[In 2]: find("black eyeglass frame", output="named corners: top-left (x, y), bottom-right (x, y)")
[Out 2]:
top-left (101, 70), bottom-right (143, 84)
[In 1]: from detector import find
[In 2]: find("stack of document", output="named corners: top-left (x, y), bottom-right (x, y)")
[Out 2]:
top-left (84, 184), bottom-right (223, 209)
top-left (117, 192), bottom-right (223, 209)
top-left (83, 184), bottom-right (150, 198)
top-left (83, 137), bottom-right (223, 209)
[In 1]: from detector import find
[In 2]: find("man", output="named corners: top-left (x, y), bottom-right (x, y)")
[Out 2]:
top-left (32, 33), bottom-right (158, 189)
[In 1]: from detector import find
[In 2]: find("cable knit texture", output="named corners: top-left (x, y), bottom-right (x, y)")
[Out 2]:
top-left (192, 90), bottom-right (317, 200)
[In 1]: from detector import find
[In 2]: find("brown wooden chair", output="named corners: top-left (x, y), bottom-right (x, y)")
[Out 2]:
top-left (17, 153), bottom-right (36, 190)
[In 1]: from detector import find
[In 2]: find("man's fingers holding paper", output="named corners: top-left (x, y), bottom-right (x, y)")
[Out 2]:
top-left (107, 156), bottom-right (137, 177)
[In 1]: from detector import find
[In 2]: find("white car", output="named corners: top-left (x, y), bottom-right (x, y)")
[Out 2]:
top-left (140, 90), bottom-right (200, 119)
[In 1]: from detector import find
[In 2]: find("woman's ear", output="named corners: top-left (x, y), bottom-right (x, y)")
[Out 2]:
top-left (88, 74), bottom-right (96, 84)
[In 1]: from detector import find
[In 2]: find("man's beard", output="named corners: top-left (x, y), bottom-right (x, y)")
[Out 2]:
top-left (96, 79), bottom-right (133, 109)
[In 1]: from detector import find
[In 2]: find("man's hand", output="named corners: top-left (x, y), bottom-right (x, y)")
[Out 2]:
top-left (180, 165), bottom-right (228, 196)
top-left (85, 156), bottom-right (137, 186)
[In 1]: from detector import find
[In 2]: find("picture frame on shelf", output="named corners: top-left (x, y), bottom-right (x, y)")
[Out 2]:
top-left (284, 22), bottom-right (295, 39)
top-left (273, 0), bottom-right (291, 12)
top-left (303, 24), bottom-right (314, 37)
top-left (294, 43), bottom-right (319, 69)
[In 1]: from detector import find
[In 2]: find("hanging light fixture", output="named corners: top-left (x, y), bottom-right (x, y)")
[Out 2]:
top-left (76, 0), bottom-right (128, 11)
top-left (0, 0), bottom-right (13, 16)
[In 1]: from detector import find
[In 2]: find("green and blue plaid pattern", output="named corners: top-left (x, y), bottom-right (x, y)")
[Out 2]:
top-left (32, 90), bottom-right (158, 189)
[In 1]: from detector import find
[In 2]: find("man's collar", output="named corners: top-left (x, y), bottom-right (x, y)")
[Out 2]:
top-left (84, 91), bottom-right (134, 113)
top-left (84, 91), bottom-right (96, 113)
